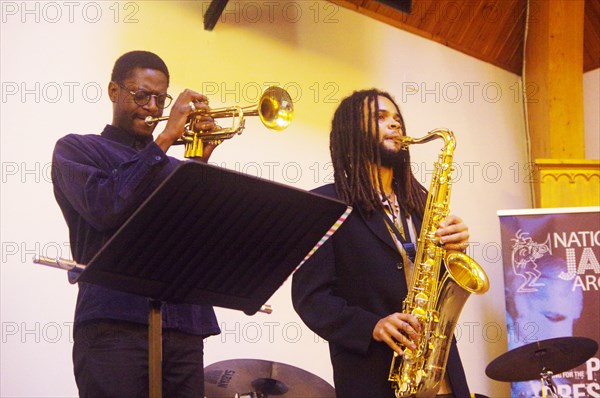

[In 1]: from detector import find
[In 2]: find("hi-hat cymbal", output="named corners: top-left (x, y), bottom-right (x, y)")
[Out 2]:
top-left (204, 359), bottom-right (335, 397)
top-left (485, 336), bottom-right (598, 382)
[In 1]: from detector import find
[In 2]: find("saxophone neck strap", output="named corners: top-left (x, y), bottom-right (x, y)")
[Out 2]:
top-left (382, 213), bottom-right (417, 263)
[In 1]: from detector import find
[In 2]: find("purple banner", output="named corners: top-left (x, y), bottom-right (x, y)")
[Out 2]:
top-left (498, 207), bottom-right (600, 398)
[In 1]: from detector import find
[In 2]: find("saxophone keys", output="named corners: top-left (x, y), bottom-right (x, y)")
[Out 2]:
top-left (416, 369), bottom-right (426, 384)
top-left (399, 381), bottom-right (410, 393)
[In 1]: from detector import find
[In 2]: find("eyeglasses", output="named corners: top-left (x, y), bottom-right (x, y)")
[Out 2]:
top-left (117, 83), bottom-right (173, 109)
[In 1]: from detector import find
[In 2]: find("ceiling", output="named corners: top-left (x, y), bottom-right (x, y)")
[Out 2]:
top-left (330, 0), bottom-right (600, 75)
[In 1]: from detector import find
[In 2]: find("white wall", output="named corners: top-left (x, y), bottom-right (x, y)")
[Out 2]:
top-left (3, 1), bottom-right (596, 397)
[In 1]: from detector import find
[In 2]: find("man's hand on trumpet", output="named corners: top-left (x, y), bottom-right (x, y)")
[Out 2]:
top-left (155, 89), bottom-right (219, 161)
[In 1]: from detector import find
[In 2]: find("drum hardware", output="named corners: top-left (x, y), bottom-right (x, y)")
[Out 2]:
top-left (485, 336), bottom-right (599, 398)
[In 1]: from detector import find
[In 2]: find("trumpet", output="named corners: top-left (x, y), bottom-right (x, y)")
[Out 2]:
top-left (145, 86), bottom-right (293, 158)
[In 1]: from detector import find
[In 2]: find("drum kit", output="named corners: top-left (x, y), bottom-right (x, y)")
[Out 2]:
top-left (485, 336), bottom-right (598, 398)
top-left (204, 337), bottom-right (598, 398)
top-left (204, 359), bottom-right (335, 398)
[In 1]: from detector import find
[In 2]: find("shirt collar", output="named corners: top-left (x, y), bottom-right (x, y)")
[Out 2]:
top-left (101, 124), bottom-right (153, 149)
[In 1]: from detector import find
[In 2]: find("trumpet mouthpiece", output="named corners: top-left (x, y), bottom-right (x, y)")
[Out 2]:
top-left (145, 116), bottom-right (156, 126)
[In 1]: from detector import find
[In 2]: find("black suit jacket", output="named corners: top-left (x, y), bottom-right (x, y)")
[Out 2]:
top-left (292, 184), bottom-right (470, 398)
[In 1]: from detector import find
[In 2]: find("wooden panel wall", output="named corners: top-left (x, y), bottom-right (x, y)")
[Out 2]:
top-left (525, 0), bottom-right (599, 207)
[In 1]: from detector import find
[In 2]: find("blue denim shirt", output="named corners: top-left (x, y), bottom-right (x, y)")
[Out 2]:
top-left (52, 125), bottom-right (220, 337)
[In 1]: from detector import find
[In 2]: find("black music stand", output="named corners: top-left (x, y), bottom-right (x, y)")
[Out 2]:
top-left (72, 161), bottom-right (350, 397)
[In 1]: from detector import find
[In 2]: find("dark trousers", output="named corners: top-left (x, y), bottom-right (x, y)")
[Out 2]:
top-left (73, 320), bottom-right (205, 398)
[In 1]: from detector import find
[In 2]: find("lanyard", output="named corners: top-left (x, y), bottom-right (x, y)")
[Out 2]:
top-left (382, 202), bottom-right (417, 283)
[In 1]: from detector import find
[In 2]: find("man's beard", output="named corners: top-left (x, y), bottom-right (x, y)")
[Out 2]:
top-left (378, 142), bottom-right (408, 168)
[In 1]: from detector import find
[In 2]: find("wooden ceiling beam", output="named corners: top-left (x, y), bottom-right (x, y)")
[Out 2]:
top-left (203, 0), bottom-right (229, 31)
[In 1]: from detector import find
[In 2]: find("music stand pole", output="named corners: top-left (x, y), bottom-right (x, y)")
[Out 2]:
top-left (148, 300), bottom-right (163, 398)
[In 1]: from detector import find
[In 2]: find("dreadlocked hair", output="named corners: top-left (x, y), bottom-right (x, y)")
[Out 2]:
top-left (330, 89), bottom-right (427, 216)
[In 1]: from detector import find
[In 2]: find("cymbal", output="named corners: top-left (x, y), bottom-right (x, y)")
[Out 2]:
top-left (485, 336), bottom-right (598, 382)
top-left (204, 359), bottom-right (335, 397)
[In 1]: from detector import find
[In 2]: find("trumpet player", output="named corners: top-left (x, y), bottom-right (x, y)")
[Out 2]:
top-left (51, 51), bottom-right (221, 398)
top-left (292, 89), bottom-right (472, 397)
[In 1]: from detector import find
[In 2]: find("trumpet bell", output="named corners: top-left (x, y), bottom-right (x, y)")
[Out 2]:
top-left (254, 86), bottom-right (293, 131)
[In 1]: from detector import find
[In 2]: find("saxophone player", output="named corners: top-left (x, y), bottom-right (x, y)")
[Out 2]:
top-left (292, 89), bottom-right (472, 397)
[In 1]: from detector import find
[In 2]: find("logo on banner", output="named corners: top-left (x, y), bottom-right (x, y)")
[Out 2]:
top-left (510, 229), bottom-right (551, 292)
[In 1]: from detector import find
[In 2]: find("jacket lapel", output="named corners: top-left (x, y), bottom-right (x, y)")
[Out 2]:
top-left (358, 207), bottom-right (398, 252)
top-left (358, 207), bottom-right (425, 253)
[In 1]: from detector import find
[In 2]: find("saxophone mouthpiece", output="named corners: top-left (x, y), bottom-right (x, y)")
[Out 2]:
top-left (394, 135), bottom-right (413, 150)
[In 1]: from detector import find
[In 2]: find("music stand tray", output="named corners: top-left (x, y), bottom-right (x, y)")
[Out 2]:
top-left (77, 160), bottom-right (350, 314)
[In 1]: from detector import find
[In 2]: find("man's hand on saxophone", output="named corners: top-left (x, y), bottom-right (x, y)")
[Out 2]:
top-left (373, 214), bottom-right (470, 356)
top-left (372, 313), bottom-right (422, 355)
top-left (436, 214), bottom-right (470, 252)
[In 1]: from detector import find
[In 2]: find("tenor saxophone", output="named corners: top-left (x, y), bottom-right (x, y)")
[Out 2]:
top-left (388, 129), bottom-right (489, 397)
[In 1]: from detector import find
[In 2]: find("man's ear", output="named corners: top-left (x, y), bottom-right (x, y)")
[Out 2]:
top-left (108, 81), bottom-right (119, 103)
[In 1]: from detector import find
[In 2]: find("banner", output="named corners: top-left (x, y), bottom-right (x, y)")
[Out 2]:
top-left (498, 207), bottom-right (600, 398)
